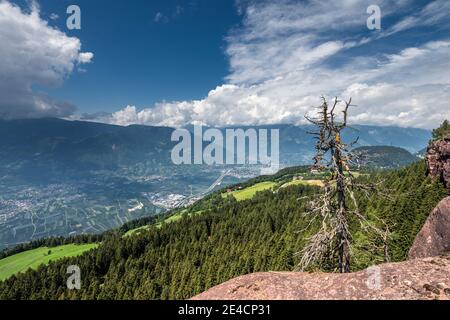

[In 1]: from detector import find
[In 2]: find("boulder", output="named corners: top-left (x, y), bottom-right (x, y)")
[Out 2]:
top-left (409, 197), bottom-right (450, 259)
top-left (192, 254), bottom-right (450, 300)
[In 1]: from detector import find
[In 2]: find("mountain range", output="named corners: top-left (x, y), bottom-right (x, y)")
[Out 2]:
top-left (0, 118), bottom-right (431, 172)
top-left (0, 118), bottom-right (432, 249)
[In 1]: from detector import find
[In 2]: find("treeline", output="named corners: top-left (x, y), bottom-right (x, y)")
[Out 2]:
top-left (0, 161), bottom-right (447, 300)
top-left (432, 119), bottom-right (450, 140)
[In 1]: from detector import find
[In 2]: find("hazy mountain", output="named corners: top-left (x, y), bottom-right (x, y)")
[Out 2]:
top-left (0, 118), bottom-right (431, 172)
top-left (351, 146), bottom-right (419, 169)
top-left (0, 118), bottom-right (174, 174)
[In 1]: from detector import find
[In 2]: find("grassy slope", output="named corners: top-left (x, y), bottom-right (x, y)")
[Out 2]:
top-left (281, 179), bottom-right (324, 188)
top-left (0, 243), bottom-right (98, 281)
top-left (224, 181), bottom-right (277, 201)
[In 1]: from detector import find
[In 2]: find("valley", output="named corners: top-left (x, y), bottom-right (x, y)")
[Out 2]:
top-left (0, 118), bottom-right (430, 250)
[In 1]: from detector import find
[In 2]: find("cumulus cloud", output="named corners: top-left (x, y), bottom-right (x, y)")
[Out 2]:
top-left (78, 52), bottom-right (94, 64)
top-left (0, 1), bottom-right (93, 119)
top-left (99, 0), bottom-right (450, 129)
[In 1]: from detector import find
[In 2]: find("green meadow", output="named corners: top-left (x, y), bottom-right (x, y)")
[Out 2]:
top-left (281, 179), bottom-right (324, 188)
top-left (224, 181), bottom-right (277, 201)
top-left (0, 243), bottom-right (98, 281)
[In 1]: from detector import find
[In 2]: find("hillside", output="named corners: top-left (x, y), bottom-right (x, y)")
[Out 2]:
top-left (352, 146), bottom-right (418, 169)
top-left (0, 160), bottom-right (447, 300)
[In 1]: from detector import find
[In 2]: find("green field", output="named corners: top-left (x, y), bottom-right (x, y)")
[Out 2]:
top-left (0, 243), bottom-right (98, 281)
top-left (281, 179), bottom-right (324, 188)
top-left (224, 181), bottom-right (277, 201)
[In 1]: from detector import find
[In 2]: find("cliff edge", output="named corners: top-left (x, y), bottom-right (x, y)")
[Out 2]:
top-left (192, 254), bottom-right (450, 300)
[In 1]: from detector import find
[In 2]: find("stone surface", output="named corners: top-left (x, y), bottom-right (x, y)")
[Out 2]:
top-left (426, 138), bottom-right (450, 186)
top-left (409, 197), bottom-right (450, 260)
top-left (192, 254), bottom-right (450, 300)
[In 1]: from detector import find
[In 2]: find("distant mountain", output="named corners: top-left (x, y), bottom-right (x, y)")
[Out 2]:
top-left (415, 147), bottom-right (428, 158)
top-left (272, 124), bottom-right (431, 165)
top-left (351, 146), bottom-right (420, 169)
top-left (0, 119), bottom-right (431, 172)
top-left (0, 118), bottom-right (174, 174)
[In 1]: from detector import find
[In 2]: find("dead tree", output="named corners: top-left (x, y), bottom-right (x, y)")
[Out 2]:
top-left (296, 97), bottom-right (387, 273)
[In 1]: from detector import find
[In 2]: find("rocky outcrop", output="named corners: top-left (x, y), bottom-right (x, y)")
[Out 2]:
top-left (426, 138), bottom-right (450, 186)
top-left (409, 197), bottom-right (450, 260)
top-left (192, 254), bottom-right (450, 300)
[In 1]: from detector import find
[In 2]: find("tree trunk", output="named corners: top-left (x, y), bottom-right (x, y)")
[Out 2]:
top-left (335, 147), bottom-right (351, 273)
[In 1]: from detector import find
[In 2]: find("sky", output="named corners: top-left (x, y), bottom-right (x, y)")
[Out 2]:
top-left (0, 0), bottom-right (449, 129)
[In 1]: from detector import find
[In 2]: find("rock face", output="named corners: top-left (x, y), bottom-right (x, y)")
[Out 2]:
top-left (426, 138), bottom-right (450, 186)
top-left (192, 254), bottom-right (450, 300)
top-left (409, 197), bottom-right (450, 260)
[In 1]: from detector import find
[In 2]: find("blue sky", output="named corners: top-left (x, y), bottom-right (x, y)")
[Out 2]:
top-left (0, 0), bottom-right (449, 128)
top-left (19, 0), bottom-right (241, 113)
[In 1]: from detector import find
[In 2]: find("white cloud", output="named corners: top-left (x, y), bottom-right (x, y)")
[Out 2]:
top-left (383, 0), bottom-right (450, 36)
top-left (101, 0), bottom-right (450, 129)
top-left (78, 52), bottom-right (94, 64)
top-left (0, 1), bottom-right (93, 119)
